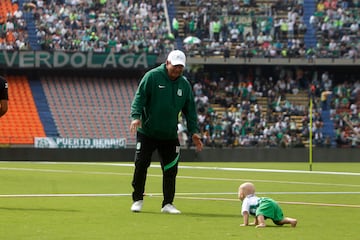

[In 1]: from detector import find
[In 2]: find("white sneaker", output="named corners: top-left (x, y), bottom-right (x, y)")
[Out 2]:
top-left (161, 204), bottom-right (181, 214)
top-left (131, 200), bottom-right (143, 212)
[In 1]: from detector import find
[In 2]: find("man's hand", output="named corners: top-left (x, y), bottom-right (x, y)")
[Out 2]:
top-left (192, 133), bottom-right (203, 152)
top-left (130, 119), bottom-right (141, 135)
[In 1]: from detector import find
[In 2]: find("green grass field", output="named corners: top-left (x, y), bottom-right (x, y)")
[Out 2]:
top-left (0, 161), bottom-right (359, 240)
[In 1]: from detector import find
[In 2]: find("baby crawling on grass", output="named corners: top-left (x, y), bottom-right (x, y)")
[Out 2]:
top-left (238, 182), bottom-right (297, 228)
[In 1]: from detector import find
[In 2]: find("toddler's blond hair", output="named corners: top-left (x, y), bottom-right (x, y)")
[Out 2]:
top-left (239, 182), bottom-right (255, 196)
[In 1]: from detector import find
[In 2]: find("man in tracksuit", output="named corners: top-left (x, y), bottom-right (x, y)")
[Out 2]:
top-left (130, 50), bottom-right (203, 214)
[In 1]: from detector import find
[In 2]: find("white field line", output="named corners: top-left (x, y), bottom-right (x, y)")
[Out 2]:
top-left (0, 167), bottom-right (133, 176)
top-left (1, 165), bottom-right (360, 188)
top-left (1, 161), bottom-right (360, 176)
top-left (0, 192), bottom-right (359, 208)
top-left (173, 196), bottom-right (360, 208)
top-left (179, 165), bottom-right (360, 176)
top-left (0, 193), bottom-right (132, 198)
top-left (1, 166), bottom-right (359, 188)
top-left (1, 191), bottom-right (359, 198)
top-left (177, 175), bottom-right (360, 188)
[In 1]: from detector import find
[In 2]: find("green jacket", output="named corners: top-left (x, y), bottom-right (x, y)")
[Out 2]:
top-left (131, 64), bottom-right (199, 140)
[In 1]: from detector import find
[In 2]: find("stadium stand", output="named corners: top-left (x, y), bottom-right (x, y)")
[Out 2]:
top-left (0, 0), bottom-right (357, 148)
top-left (0, 75), bottom-right (46, 144)
top-left (29, 77), bottom-right (59, 137)
top-left (41, 75), bottom-right (137, 144)
top-left (0, 0), bottom-right (17, 20)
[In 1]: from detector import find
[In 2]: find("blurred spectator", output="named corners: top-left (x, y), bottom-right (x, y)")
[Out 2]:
top-left (320, 89), bottom-right (332, 110)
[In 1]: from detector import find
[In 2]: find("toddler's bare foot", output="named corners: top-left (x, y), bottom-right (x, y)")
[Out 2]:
top-left (290, 219), bottom-right (297, 227)
top-left (256, 223), bottom-right (266, 228)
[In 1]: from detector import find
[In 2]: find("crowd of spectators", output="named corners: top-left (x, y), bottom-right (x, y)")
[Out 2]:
top-left (0, 0), bottom-right (358, 60)
top-left (0, 1), bottom-right (29, 50)
top-left (29, 0), bottom-right (173, 54)
top-left (180, 0), bottom-right (310, 59)
top-left (328, 77), bottom-right (360, 147)
top-left (309, 0), bottom-right (360, 58)
top-left (178, 66), bottom-right (360, 148)
top-left (178, 0), bottom-right (360, 60)
top-left (1, 0), bottom-right (174, 53)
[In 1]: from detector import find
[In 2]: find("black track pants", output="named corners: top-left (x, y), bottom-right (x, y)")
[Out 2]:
top-left (131, 132), bottom-right (180, 207)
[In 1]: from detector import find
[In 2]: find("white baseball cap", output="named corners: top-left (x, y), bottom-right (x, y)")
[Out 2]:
top-left (167, 50), bottom-right (186, 67)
